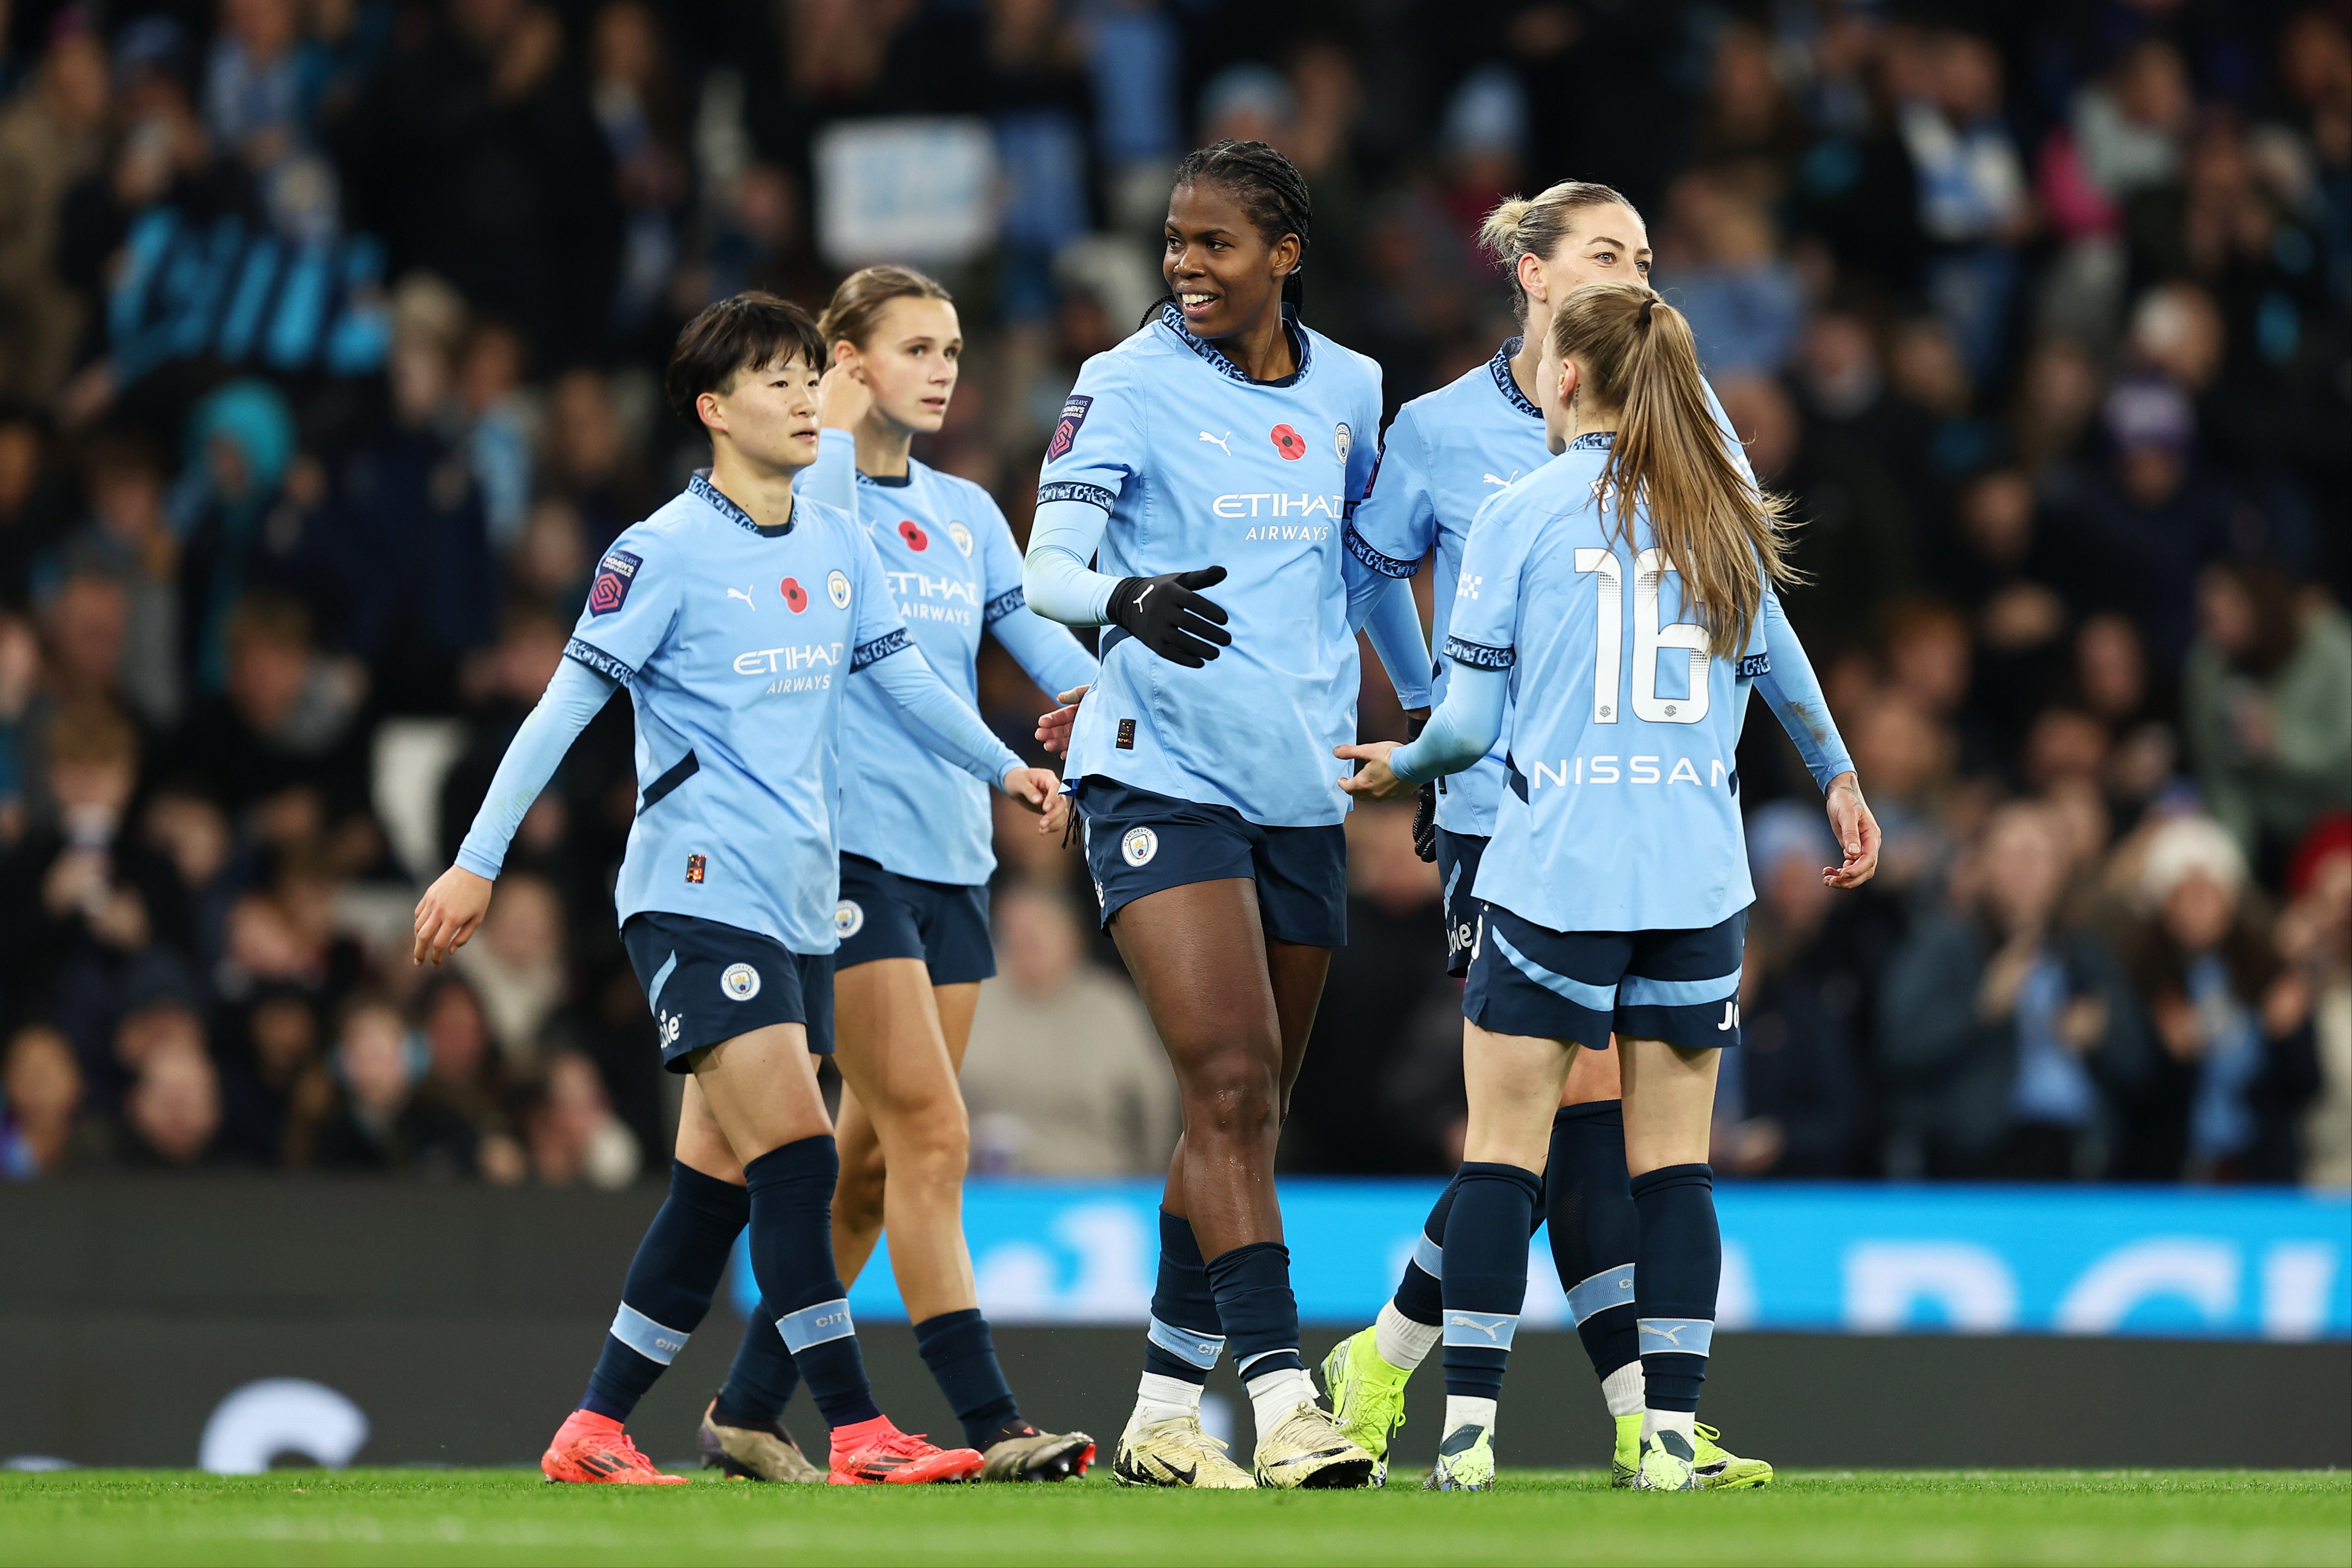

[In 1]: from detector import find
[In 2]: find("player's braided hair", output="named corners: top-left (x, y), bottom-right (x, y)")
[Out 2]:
top-left (1170, 139), bottom-right (1313, 313)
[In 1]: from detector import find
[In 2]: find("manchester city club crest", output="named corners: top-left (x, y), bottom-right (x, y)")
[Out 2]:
top-left (1121, 826), bottom-right (1159, 867)
top-left (720, 962), bottom-right (762, 1000)
top-left (827, 569), bottom-right (852, 609)
top-left (835, 900), bottom-right (865, 939)
top-left (1334, 422), bottom-right (1352, 462)
top-left (948, 521), bottom-right (973, 556)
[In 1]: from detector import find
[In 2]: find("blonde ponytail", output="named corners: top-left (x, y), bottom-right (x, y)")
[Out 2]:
top-left (1548, 281), bottom-right (1798, 659)
top-left (1479, 180), bottom-right (1637, 324)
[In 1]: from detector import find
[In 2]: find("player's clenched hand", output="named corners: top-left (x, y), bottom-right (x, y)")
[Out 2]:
top-left (1106, 568), bottom-right (1230, 666)
top-left (413, 865), bottom-right (493, 966)
top-left (1823, 771), bottom-right (1881, 889)
top-left (1035, 685), bottom-right (1087, 758)
top-left (1001, 765), bottom-right (1068, 836)
top-left (1334, 740), bottom-right (1415, 802)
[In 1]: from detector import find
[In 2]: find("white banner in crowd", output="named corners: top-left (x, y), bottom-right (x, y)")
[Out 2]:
top-left (814, 117), bottom-right (999, 270)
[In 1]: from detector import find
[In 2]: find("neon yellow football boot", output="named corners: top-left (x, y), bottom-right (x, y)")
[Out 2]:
top-left (1318, 1328), bottom-right (1411, 1486)
top-left (1692, 1422), bottom-right (1774, 1489)
top-left (1610, 1412), bottom-right (1641, 1488)
top-left (1420, 1424), bottom-right (1495, 1492)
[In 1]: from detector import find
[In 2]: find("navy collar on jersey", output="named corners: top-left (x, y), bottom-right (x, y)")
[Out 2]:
top-left (856, 469), bottom-right (914, 488)
top-left (1155, 300), bottom-right (1311, 387)
top-left (690, 470), bottom-right (794, 536)
top-left (1567, 431), bottom-right (1616, 451)
top-left (1489, 337), bottom-right (1541, 420)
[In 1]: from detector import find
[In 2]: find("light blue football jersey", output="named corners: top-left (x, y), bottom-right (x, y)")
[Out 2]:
top-left (1347, 339), bottom-right (1549, 834)
top-left (810, 434), bottom-right (1098, 888)
top-left (1036, 303), bottom-right (1384, 827)
top-left (565, 474), bottom-right (910, 954)
top-left (1445, 434), bottom-right (1767, 932)
top-left (1349, 340), bottom-right (1767, 840)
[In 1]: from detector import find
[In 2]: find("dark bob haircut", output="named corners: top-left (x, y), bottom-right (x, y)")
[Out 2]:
top-left (665, 292), bottom-right (827, 426)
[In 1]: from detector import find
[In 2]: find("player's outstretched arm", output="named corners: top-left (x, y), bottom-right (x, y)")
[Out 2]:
top-left (415, 656), bottom-right (620, 964)
top-left (1751, 590), bottom-right (1878, 888)
top-left (1336, 663), bottom-right (1506, 802)
top-left (865, 641), bottom-right (1069, 836)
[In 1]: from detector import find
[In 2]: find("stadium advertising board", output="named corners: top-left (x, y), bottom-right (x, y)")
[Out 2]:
top-left (743, 1181), bottom-right (2352, 1341)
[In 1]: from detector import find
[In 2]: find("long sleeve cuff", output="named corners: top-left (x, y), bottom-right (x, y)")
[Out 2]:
top-left (1388, 663), bottom-right (1508, 785)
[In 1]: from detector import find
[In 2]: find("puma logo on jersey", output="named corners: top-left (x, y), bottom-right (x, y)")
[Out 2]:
top-left (1481, 472), bottom-right (1517, 487)
top-left (1199, 431), bottom-right (1232, 455)
top-left (727, 586), bottom-right (757, 609)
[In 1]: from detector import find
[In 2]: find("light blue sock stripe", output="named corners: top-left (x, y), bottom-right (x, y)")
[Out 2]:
top-left (646, 950), bottom-right (680, 1010)
top-left (1442, 1311), bottom-right (1521, 1351)
top-left (1412, 1232), bottom-right (1443, 1278)
top-left (1637, 1318), bottom-right (1714, 1356)
top-left (1235, 1349), bottom-right (1298, 1379)
top-left (1566, 1265), bottom-right (1637, 1325)
top-left (1489, 926), bottom-right (1617, 1013)
top-left (610, 1303), bottom-right (690, 1366)
top-left (777, 1298), bottom-right (855, 1353)
top-left (1618, 971), bottom-right (1741, 1008)
top-left (1147, 1316), bottom-right (1224, 1371)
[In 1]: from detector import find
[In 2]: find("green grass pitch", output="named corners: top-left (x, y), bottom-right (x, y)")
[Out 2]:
top-left (2, 1469), bottom-right (2345, 1567)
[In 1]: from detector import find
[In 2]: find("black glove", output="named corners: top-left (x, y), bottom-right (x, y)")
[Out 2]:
top-left (1106, 567), bottom-right (1232, 668)
top-left (1405, 714), bottom-right (1437, 862)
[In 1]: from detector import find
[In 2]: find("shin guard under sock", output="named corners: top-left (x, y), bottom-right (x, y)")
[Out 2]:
top-left (1630, 1162), bottom-right (1719, 1413)
top-left (1547, 1102), bottom-right (1641, 1382)
top-left (745, 1136), bottom-right (881, 1429)
top-left (1439, 1162), bottom-right (1542, 1402)
top-left (913, 1308), bottom-right (1021, 1452)
top-left (1203, 1241), bottom-right (1303, 1380)
top-left (1142, 1211), bottom-right (1226, 1385)
top-left (582, 1160), bottom-right (748, 1421)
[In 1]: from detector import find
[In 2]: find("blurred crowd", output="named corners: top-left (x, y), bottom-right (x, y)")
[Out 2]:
top-left (0, 0), bottom-right (2344, 1189)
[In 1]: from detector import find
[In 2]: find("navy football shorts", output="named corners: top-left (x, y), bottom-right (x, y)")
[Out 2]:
top-left (1462, 901), bottom-right (1749, 1051)
top-left (833, 854), bottom-right (995, 986)
top-left (1075, 775), bottom-right (1347, 949)
top-left (621, 911), bottom-right (835, 1071)
top-left (1435, 827), bottom-right (1489, 978)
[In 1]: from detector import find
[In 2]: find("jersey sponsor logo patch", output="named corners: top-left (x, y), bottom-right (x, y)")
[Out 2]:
top-left (1046, 394), bottom-right (1092, 461)
top-left (1121, 826), bottom-right (1159, 867)
top-left (720, 962), bottom-right (762, 1000)
top-left (827, 570), bottom-right (852, 609)
top-left (1334, 422), bottom-right (1351, 461)
top-left (835, 900), bottom-right (865, 939)
top-left (685, 853), bottom-right (707, 883)
top-left (1116, 717), bottom-right (1137, 751)
top-left (897, 519), bottom-right (929, 552)
top-left (947, 521), bottom-right (973, 556)
top-left (781, 576), bottom-right (809, 613)
top-left (1270, 423), bottom-right (1307, 460)
top-left (588, 549), bottom-right (642, 615)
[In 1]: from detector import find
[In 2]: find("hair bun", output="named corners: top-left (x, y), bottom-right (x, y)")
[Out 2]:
top-left (1477, 197), bottom-right (1534, 263)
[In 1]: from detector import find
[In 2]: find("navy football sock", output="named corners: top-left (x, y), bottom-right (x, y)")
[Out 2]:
top-left (914, 1308), bottom-right (1021, 1451)
top-left (1547, 1102), bottom-right (1641, 1381)
top-left (1203, 1241), bottom-right (1303, 1379)
top-left (715, 1310), bottom-right (799, 1428)
top-left (1141, 1211), bottom-right (1226, 1385)
top-left (1439, 1162), bottom-right (1542, 1402)
top-left (581, 1160), bottom-right (747, 1421)
top-left (1391, 1177), bottom-right (1459, 1327)
top-left (745, 1136), bottom-right (882, 1429)
top-left (1630, 1162), bottom-right (1719, 1413)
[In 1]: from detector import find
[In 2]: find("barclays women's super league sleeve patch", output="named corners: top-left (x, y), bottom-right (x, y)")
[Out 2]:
top-left (588, 549), bottom-right (643, 616)
top-left (1045, 395), bottom-right (1092, 462)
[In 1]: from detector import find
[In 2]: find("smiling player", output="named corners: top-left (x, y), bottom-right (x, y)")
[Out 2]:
top-left (412, 293), bottom-right (1066, 1487)
top-left (1023, 140), bottom-right (1432, 1489)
